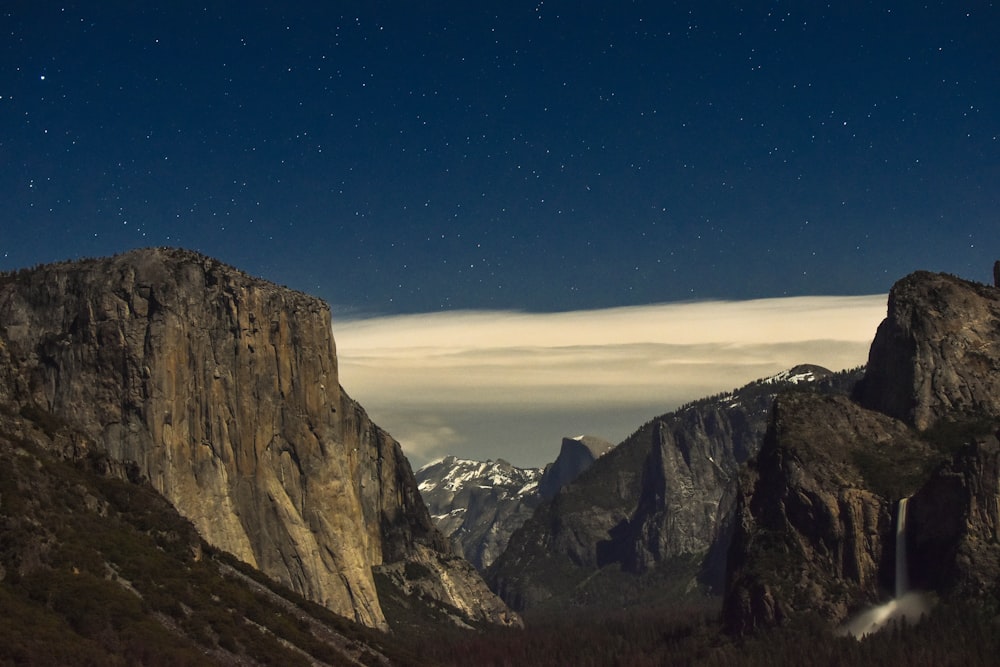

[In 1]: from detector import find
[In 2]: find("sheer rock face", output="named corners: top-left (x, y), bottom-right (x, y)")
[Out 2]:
top-left (855, 271), bottom-right (1000, 429)
top-left (623, 401), bottom-right (764, 576)
top-left (0, 248), bottom-right (513, 630)
top-left (723, 393), bottom-right (934, 633)
top-left (908, 433), bottom-right (1000, 597)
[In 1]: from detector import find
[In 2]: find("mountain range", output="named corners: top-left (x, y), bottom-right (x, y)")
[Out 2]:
top-left (415, 434), bottom-right (614, 570)
top-left (482, 269), bottom-right (1000, 636)
top-left (2, 249), bottom-right (1000, 664)
top-left (484, 363), bottom-right (862, 613)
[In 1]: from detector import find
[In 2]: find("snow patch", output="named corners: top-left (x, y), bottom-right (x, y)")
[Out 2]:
top-left (764, 368), bottom-right (817, 385)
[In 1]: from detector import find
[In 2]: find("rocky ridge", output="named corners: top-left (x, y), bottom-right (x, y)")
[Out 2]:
top-left (0, 248), bottom-right (516, 631)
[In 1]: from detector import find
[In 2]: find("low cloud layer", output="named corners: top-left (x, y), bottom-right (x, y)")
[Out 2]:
top-left (334, 295), bottom-right (887, 469)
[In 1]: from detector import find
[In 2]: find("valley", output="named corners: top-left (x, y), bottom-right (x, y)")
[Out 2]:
top-left (2, 250), bottom-right (1000, 664)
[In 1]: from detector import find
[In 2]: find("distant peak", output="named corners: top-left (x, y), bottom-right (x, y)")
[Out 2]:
top-left (764, 364), bottom-right (833, 386)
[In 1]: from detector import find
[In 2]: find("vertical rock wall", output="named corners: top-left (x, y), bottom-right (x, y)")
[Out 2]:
top-left (0, 249), bottom-right (385, 626)
top-left (0, 248), bottom-right (516, 630)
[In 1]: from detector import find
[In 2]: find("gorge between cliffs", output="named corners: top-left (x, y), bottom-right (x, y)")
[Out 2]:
top-left (2, 247), bottom-right (1000, 665)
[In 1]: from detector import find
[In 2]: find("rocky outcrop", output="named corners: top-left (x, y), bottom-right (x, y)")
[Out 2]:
top-left (374, 544), bottom-right (521, 628)
top-left (855, 272), bottom-right (1000, 430)
top-left (538, 436), bottom-right (615, 500)
top-left (416, 457), bottom-right (543, 571)
top-left (723, 393), bottom-right (938, 633)
top-left (0, 248), bottom-right (514, 630)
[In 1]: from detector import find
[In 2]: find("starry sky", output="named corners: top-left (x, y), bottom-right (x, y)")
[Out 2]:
top-left (3, 2), bottom-right (998, 315)
top-left (2, 3), bottom-right (998, 466)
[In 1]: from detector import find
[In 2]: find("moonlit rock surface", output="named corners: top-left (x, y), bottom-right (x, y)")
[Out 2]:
top-left (0, 248), bottom-right (517, 629)
top-left (856, 271), bottom-right (1000, 429)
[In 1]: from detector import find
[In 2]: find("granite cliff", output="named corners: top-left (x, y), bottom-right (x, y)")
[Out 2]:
top-left (855, 271), bottom-right (1000, 429)
top-left (907, 432), bottom-right (1000, 597)
top-left (0, 248), bottom-right (515, 630)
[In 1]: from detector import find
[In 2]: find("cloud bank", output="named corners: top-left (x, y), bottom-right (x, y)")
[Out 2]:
top-left (333, 295), bottom-right (887, 468)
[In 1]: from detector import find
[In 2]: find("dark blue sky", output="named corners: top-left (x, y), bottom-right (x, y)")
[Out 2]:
top-left (3, 2), bottom-right (998, 315)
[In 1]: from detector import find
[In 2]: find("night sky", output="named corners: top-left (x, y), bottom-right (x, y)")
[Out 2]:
top-left (4, 2), bottom-right (998, 317)
top-left (5, 3), bottom-right (999, 466)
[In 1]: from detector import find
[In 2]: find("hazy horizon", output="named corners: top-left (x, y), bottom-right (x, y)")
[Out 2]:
top-left (335, 293), bottom-right (886, 469)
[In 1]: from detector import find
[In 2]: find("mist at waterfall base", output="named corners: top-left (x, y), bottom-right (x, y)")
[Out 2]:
top-left (838, 499), bottom-right (934, 638)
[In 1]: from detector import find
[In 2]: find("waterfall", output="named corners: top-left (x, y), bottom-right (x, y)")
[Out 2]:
top-left (895, 497), bottom-right (909, 598)
top-left (837, 496), bottom-right (931, 638)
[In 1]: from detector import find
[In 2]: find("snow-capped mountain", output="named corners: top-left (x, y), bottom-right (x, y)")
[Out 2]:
top-left (416, 435), bottom-right (618, 571)
top-left (416, 457), bottom-right (543, 571)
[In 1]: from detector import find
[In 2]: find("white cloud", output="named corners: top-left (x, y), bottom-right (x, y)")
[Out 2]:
top-left (333, 295), bottom-right (887, 468)
top-left (376, 413), bottom-right (465, 464)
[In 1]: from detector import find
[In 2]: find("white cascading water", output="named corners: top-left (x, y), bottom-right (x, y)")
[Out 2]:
top-left (837, 497), bottom-right (931, 638)
top-left (895, 497), bottom-right (910, 599)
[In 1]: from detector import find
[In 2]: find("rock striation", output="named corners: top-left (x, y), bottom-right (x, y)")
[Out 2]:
top-left (0, 248), bottom-right (515, 630)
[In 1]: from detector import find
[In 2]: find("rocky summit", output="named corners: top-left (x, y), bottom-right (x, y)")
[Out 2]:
top-left (0, 248), bottom-right (516, 631)
top-left (855, 271), bottom-right (1000, 429)
top-left (537, 435), bottom-right (616, 500)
